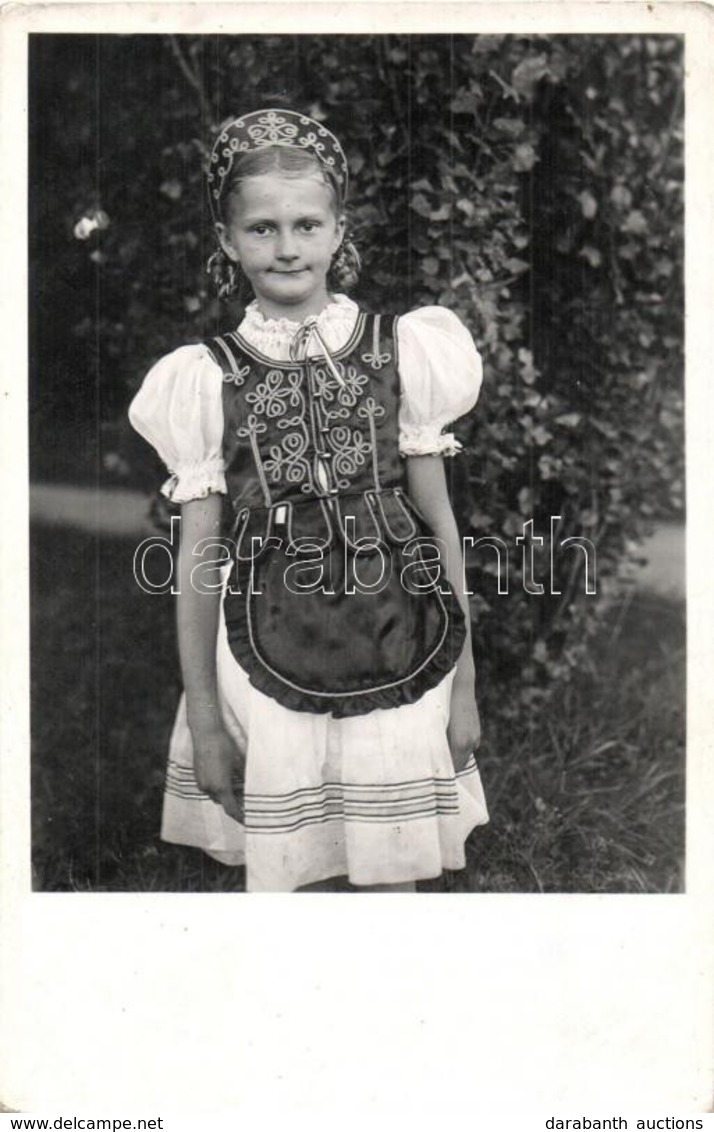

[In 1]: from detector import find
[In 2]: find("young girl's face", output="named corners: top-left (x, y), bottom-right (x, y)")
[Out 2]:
top-left (216, 171), bottom-right (345, 321)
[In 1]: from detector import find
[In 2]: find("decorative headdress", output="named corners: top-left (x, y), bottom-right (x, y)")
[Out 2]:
top-left (207, 108), bottom-right (349, 224)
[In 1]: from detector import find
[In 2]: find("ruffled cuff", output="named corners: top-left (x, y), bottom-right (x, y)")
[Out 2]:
top-left (399, 423), bottom-right (464, 458)
top-left (160, 459), bottom-right (227, 503)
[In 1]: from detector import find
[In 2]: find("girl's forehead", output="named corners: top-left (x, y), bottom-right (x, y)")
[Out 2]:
top-left (233, 172), bottom-right (335, 212)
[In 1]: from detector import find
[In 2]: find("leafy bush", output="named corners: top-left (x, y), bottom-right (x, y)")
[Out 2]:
top-left (30, 34), bottom-right (683, 697)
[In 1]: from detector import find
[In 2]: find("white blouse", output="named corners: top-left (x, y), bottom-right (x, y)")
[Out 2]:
top-left (128, 293), bottom-right (483, 504)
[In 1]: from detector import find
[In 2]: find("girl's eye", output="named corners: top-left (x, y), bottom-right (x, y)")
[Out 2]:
top-left (300, 220), bottom-right (321, 233)
top-left (249, 224), bottom-right (273, 236)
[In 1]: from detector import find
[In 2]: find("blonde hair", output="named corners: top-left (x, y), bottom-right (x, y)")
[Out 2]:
top-left (221, 145), bottom-right (344, 220)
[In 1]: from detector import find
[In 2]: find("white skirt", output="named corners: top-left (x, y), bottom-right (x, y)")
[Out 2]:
top-left (162, 593), bottom-right (490, 892)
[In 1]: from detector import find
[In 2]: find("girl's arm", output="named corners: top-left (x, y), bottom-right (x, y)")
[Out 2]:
top-left (177, 495), bottom-right (244, 821)
top-left (406, 455), bottom-right (481, 770)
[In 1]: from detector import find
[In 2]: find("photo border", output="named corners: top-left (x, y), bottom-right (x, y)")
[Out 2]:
top-left (1, 1), bottom-right (712, 1117)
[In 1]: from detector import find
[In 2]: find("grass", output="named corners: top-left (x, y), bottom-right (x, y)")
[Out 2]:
top-left (30, 524), bottom-right (685, 894)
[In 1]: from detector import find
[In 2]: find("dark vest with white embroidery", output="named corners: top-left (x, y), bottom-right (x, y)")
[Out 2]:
top-left (205, 310), bottom-right (466, 718)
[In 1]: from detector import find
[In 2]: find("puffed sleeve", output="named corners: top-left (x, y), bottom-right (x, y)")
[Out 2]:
top-left (396, 307), bottom-right (483, 457)
top-left (127, 343), bottom-right (227, 503)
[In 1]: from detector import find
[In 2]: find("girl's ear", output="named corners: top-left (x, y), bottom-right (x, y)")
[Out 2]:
top-left (215, 222), bottom-right (239, 262)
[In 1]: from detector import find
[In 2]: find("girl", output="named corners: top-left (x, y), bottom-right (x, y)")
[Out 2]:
top-left (129, 107), bottom-right (489, 892)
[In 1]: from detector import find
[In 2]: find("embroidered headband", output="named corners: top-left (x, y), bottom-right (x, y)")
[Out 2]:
top-left (207, 108), bottom-right (349, 224)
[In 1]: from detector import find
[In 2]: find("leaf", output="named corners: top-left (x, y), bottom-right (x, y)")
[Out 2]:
top-left (610, 183), bottom-right (632, 210)
top-left (469, 507), bottom-right (494, 530)
top-left (518, 486), bottom-right (534, 515)
top-left (422, 256), bottom-right (440, 275)
top-left (444, 129), bottom-right (464, 152)
top-left (410, 193), bottom-right (432, 219)
top-left (511, 54), bottom-right (550, 101)
top-left (578, 190), bottom-right (598, 219)
top-left (410, 235), bottom-right (430, 254)
top-left (527, 391), bottom-right (549, 412)
top-left (592, 419), bottom-right (618, 440)
top-left (622, 210), bottom-right (648, 235)
top-left (518, 347), bottom-right (537, 385)
top-left (538, 454), bottom-right (562, 480)
top-left (531, 425), bottom-right (552, 446)
top-left (493, 117), bottom-right (525, 137)
top-left (470, 35), bottom-right (506, 54)
top-left (512, 143), bottom-right (538, 172)
top-left (555, 412), bottom-right (582, 428)
top-left (429, 202), bottom-right (452, 222)
top-left (159, 179), bottom-right (182, 201)
top-left (506, 257), bottom-right (530, 275)
top-left (579, 246), bottom-right (602, 268)
top-left (450, 89), bottom-right (481, 115)
top-left (502, 510), bottom-right (524, 537)
top-left (468, 593), bottom-right (493, 616)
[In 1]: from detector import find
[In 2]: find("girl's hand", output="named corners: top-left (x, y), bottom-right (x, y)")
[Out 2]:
top-left (447, 681), bottom-right (482, 773)
top-left (192, 724), bottom-right (245, 823)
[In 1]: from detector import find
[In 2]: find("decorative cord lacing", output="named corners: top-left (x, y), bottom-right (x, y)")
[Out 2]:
top-left (289, 316), bottom-right (348, 388)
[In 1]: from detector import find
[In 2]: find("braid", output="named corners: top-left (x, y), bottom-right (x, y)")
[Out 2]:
top-left (206, 246), bottom-right (253, 303)
top-left (329, 237), bottom-right (361, 292)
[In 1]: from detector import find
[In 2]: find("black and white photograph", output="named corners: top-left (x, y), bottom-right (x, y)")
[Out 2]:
top-left (1, 1), bottom-right (712, 1118)
top-left (28, 31), bottom-right (685, 895)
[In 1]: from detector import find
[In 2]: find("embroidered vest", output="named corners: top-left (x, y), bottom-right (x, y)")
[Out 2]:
top-left (206, 310), bottom-right (466, 718)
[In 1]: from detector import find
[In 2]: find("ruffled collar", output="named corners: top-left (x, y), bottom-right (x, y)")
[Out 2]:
top-left (237, 294), bottom-right (359, 359)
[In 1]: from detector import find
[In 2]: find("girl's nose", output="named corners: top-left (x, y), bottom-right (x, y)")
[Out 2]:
top-left (275, 230), bottom-right (299, 261)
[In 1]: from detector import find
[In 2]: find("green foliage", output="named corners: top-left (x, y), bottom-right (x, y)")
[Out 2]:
top-left (30, 34), bottom-right (683, 697)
